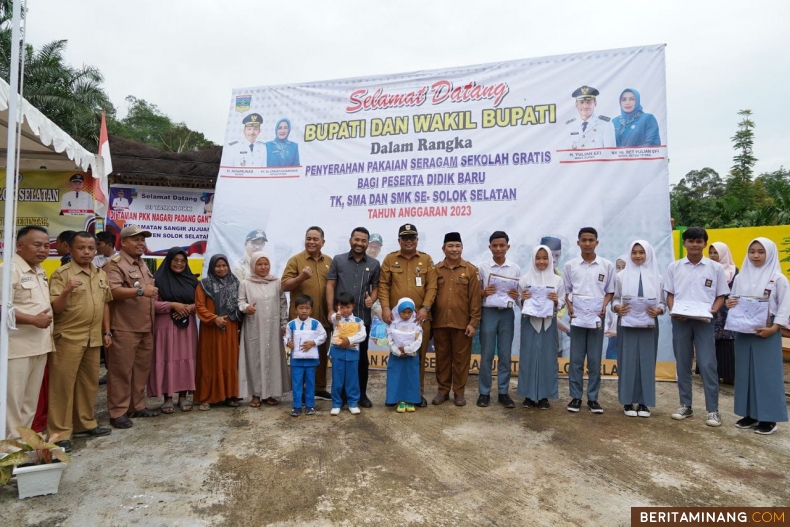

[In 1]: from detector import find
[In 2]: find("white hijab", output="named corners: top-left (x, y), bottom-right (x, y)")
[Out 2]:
top-left (520, 245), bottom-right (562, 332)
top-left (390, 297), bottom-right (419, 332)
top-left (710, 241), bottom-right (736, 283)
top-left (732, 237), bottom-right (782, 298)
top-left (619, 240), bottom-right (661, 298)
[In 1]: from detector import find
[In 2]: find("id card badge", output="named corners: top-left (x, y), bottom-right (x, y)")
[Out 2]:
top-left (416, 276), bottom-right (422, 287)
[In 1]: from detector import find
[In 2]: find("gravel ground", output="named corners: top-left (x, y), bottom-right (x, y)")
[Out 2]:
top-left (3, 366), bottom-right (789, 526)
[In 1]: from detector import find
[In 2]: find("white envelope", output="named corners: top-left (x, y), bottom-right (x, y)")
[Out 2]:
top-left (292, 329), bottom-right (319, 359)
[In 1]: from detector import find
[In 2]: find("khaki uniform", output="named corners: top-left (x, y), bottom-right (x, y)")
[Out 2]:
top-left (432, 259), bottom-right (482, 397)
top-left (47, 262), bottom-right (112, 439)
top-left (1, 254), bottom-right (55, 439)
top-left (281, 251), bottom-right (331, 390)
top-left (103, 251), bottom-right (155, 418)
top-left (378, 250), bottom-right (438, 392)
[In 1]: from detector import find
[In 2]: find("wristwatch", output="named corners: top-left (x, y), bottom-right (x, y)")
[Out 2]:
top-left (136, 287), bottom-right (144, 296)
top-left (421, 305), bottom-right (431, 310)
top-left (103, 332), bottom-right (113, 337)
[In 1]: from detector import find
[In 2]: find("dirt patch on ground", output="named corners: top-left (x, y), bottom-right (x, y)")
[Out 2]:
top-left (3, 368), bottom-right (789, 526)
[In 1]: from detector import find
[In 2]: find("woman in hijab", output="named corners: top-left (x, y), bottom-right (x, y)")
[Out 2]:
top-left (708, 242), bottom-right (739, 384)
top-left (726, 238), bottom-right (790, 435)
top-left (612, 240), bottom-right (665, 418)
top-left (605, 256), bottom-right (627, 360)
top-left (194, 254), bottom-right (243, 410)
top-left (384, 298), bottom-right (423, 412)
top-left (238, 252), bottom-right (290, 408)
top-left (265, 118), bottom-right (300, 167)
top-left (517, 245), bottom-right (565, 410)
top-left (148, 248), bottom-right (199, 413)
top-left (612, 88), bottom-right (660, 147)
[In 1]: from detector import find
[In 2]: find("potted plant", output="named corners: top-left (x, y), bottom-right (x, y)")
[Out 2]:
top-left (0, 427), bottom-right (71, 499)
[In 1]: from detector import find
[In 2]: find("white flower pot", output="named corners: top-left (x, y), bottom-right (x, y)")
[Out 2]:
top-left (13, 462), bottom-right (67, 499)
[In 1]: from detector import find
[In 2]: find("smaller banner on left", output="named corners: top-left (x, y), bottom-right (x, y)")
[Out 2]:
top-left (106, 184), bottom-right (214, 256)
top-left (0, 170), bottom-right (99, 252)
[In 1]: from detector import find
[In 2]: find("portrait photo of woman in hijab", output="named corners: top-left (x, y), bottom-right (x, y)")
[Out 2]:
top-left (612, 88), bottom-right (661, 147)
top-left (266, 118), bottom-right (301, 167)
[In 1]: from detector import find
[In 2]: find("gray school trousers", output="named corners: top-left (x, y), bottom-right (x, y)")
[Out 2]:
top-left (671, 318), bottom-right (719, 412)
top-left (569, 325), bottom-right (603, 401)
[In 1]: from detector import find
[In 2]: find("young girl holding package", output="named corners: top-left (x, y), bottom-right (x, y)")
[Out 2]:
top-left (612, 240), bottom-right (665, 418)
top-left (517, 245), bottom-right (565, 409)
top-left (385, 298), bottom-right (423, 413)
top-left (726, 238), bottom-right (789, 435)
top-left (238, 252), bottom-right (290, 408)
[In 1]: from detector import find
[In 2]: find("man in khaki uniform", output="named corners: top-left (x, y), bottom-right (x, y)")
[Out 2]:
top-left (282, 226), bottom-right (332, 400)
top-left (431, 232), bottom-right (482, 407)
top-left (103, 225), bottom-right (159, 428)
top-left (48, 232), bottom-right (113, 451)
top-left (378, 224), bottom-right (437, 407)
top-left (2, 226), bottom-right (54, 439)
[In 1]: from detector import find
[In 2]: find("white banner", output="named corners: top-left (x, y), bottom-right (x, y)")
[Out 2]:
top-left (207, 44), bottom-right (675, 376)
top-left (107, 184), bottom-right (214, 255)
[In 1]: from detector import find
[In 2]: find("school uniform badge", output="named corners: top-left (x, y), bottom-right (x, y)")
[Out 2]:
top-left (704, 279), bottom-right (712, 288)
top-left (235, 94), bottom-right (252, 113)
top-left (598, 274), bottom-right (605, 282)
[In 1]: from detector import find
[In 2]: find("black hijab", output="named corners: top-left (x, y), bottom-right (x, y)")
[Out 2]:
top-left (155, 248), bottom-right (199, 303)
top-left (200, 254), bottom-right (242, 321)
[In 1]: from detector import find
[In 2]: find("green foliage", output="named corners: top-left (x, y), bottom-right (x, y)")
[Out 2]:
top-left (110, 96), bottom-right (215, 152)
top-left (0, 427), bottom-right (71, 485)
top-left (671, 111), bottom-right (789, 229)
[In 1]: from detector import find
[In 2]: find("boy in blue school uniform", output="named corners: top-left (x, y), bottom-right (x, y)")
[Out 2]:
top-left (285, 295), bottom-right (327, 417)
top-left (665, 227), bottom-right (729, 427)
top-left (329, 292), bottom-right (367, 415)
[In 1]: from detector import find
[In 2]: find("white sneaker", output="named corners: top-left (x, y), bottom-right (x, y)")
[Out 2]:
top-left (349, 406), bottom-right (361, 415)
top-left (623, 405), bottom-right (637, 417)
top-left (705, 411), bottom-right (722, 427)
top-left (671, 406), bottom-right (693, 420)
top-left (637, 405), bottom-right (651, 418)
top-left (330, 407), bottom-right (341, 416)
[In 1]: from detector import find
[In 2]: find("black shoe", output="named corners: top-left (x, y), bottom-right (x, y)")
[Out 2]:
top-left (567, 398), bottom-right (582, 413)
top-left (127, 408), bottom-right (160, 418)
top-left (75, 426), bottom-right (112, 437)
top-left (55, 440), bottom-right (73, 453)
top-left (98, 375), bottom-right (107, 386)
top-left (315, 391), bottom-right (332, 401)
top-left (476, 394), bottom-right (490, 407)
top-left (587, 400), bottom-right (604, 414)
top-left (735, 416), bottom-right (759, 429)
top-left (418, 396), bottom-right (428, 408)
top-left (755, 422), bottom-right (777, 435)
top-left (497, 394), bottom-right (515, 408)
top-left (522, 398), bottom-right (535, 408)
top-left (359, 396), bottom-right (373, 408)
top-left (385, 402), bottom-right (398, 407)
top-left (537, 399), bottom-right (550, 410)
top-left (110, 415), bottom-right (133, 429)
top-left (290, 408), bottom-right (302, 417)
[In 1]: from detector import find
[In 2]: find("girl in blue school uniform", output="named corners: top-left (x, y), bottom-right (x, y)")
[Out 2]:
top-left (726, 238), bottom-right (790, 435)
top-left (384, 298), bottom-right (423, 413)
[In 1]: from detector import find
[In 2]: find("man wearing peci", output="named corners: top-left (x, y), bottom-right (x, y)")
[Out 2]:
top-left (227, 112), bottom-right (266, 167)
top-left (326, 227), bottom-right (380, 408)
top-left (60, 174), bottom-right (94, 215)
top-left (378, 224), bottom-right (437, 407)
top-left (566, 86), bottom-right (616, 150)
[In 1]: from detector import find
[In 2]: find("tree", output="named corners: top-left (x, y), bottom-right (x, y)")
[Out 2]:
top-left (110, 96), bottom-right (215, 153)
top-left (670, 168), bottom-right (724, 227)
top-left (722, 109), bottom-right (758, 224)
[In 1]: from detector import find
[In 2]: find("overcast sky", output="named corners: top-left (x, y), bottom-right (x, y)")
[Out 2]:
top-left (23, 0), bottom-right (789, 184)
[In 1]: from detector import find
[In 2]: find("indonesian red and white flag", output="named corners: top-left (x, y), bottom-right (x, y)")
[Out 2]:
top-left (95, 110), bottom-right (112, 217)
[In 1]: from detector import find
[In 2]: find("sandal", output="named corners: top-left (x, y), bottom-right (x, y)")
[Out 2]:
top-left (249, 397), bottom-right (261, 408)
top-left (198, 403), bottom-right (211, 411)
top-left (178, 399), bottom-right (193, 412)
top-left (264, 397), bottom-right (279, 406)
top-left (224, 398), bottom-right (240, 408)
top-left (160, 401), bottom-right (175, 414)
top-left (128, 408), bottom-right (161, 418)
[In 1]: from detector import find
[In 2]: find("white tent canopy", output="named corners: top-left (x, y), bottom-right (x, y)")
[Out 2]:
top-left (0, 77), bottom-right (100, 172)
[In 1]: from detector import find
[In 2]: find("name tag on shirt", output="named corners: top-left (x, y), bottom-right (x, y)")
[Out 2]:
top-left (416, 276), bottom-right (422, 287)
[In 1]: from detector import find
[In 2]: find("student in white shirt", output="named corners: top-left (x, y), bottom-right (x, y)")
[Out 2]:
top-left (476, 231), bottom-right (521, 408)
top-left (665, 227), bottom-right (729, 427)
top-left (563, 227), bottom-right (615, 414)
top-left (726, 238), bottom-right (790, 435)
